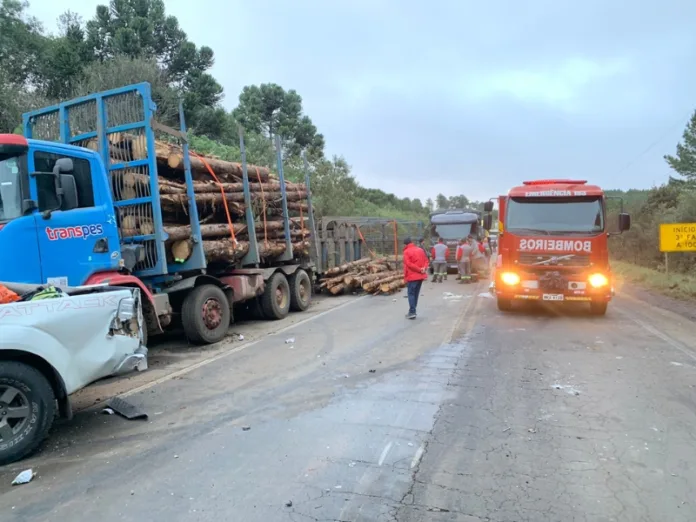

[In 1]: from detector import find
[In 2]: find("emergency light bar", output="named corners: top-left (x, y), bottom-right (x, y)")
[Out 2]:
top-left (522, 179), bottom-right (587, 185)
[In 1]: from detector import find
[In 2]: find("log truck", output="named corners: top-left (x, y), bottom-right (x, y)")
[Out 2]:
top-left (0, 82), bottom-right (318, 345)
top-left (482, 179), bottom-right (631, 315)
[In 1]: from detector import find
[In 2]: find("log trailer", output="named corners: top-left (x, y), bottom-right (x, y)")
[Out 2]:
top-left (482, 179), bottom-right (631, 315)
top-left (0, 82), bottom-right (318, 345)
top-left (429, 209), bottom-right (484, 273)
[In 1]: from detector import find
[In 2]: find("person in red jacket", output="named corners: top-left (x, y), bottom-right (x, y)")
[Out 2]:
top-left (403, 237), bottom-right (429, 319)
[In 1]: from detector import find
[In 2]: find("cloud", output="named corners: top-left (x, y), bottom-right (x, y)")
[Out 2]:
top-left (468, 57), bottom-right (631, 110)
top-left (27, 0), bottom-right (696, 204)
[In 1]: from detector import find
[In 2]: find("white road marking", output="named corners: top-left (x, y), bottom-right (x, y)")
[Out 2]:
top-left (617, 308), bottom-right (696, 363)
top-left (378, 442), bottom-right (393, 466)
top-left (411, 445), bottom-right (425, 469)
top-left (118, 295), bottom-right (369, 399)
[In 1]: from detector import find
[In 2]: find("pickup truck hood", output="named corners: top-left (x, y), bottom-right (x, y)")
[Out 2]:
top-left (0, 284), bottom-right (145, 394)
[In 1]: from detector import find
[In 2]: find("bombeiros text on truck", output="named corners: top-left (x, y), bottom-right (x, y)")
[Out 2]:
top-left (481, 179), bottom-right (631, 315)
top-left (0, 82), bottom-right (322, 346)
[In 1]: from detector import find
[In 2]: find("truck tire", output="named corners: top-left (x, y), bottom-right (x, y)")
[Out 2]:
top-left (262, 272), bottom-right (291, 320)
top-left (181, 284), bottom-right (231, 345)
top-left (590, 301), bottom-right (608, 316)
top-left (0, 361), bottom-right (56, 466)
top-left (497, 298), bottom-right (513, 312)
top-left (289, 269), bottom-right (312, 312)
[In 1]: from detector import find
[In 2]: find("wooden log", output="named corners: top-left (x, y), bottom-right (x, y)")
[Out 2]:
top-left (171, 240), bottom-right (193, 261)
top-left (164, 223), bottom-right (248, 242)
top-left (284, 202), bottom-right (310, 212)
top-left (323, 257), bottom-right (373, 277)
top-left (115, 172), bottom-right (306, 197)
top-left (321, 273), bottom-right (349, 288)
top-left (202, 240), bottom-right (251, 263)
top-left (367, 262), bottom-right (389, 273)
top-left (164, 146), bottom-right (272, 182)
top-left (343, 270), bottom-right (390, 287)
top-left (189, 180), bottom-right (306, 194)
top-left (139, 218), bottom-right (155, 235)
top-left (116, 172), bottom-right (187, 194)
top-left (163, 217), bottom-right (308, 242)
top-left (159, 190), bottom-right (307, 209)
top-left (160, 193), bottom-right (243, 215)
top-left (201, 239), bottom-right (309, 264)
top-left (362, 273), bottom-right (403, 293)
top-left (328, 283), bottom-right (346, 295)
top-left (379, 279), bottom-right (405, 294)
top-left (354, 270), bottom-right (400, 287)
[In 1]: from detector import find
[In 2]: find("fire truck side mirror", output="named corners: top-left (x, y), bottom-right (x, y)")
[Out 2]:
top-left (483, 214), bottom-right (493, 230)
top-left (618, 213), bottom-right (631, 232)
top-left (483, 201), bottom-right (494, 212)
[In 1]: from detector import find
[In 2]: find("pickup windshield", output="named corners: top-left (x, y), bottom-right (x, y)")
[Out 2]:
top-left (506, 196), bottom-right (604, 235)
top-left (433, 223), bottom-right (473, 240)
top-left (0, 156), bottom-right (24, 223)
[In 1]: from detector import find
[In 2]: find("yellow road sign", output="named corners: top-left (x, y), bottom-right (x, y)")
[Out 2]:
top-left (659, 222), bottom-right (696, 252)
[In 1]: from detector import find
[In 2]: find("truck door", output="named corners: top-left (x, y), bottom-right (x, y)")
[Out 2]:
top-left (0, 144), bottom-right (42, 284)
top-left (30, 147), bottom-right (121, 287)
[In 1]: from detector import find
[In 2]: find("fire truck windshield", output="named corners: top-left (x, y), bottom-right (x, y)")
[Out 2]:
top-left (506, 196), bottom-right (604, 235)
top-left (433, 223), bottom-right (474, 240)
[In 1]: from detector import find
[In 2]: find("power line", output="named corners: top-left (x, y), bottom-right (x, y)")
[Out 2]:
top-left (612, 110), bottom-right (693, 177)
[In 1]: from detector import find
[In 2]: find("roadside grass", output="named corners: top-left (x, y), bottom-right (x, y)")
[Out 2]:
top-left (612, 260), bottom-right (696, 301)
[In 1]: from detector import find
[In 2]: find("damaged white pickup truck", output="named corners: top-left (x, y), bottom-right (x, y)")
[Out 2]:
top-left (0, 283), bottom-right (146, 465)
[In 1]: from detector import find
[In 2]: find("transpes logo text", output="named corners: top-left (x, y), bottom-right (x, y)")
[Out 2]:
top-left (45, 224), bottom-right (103, 241)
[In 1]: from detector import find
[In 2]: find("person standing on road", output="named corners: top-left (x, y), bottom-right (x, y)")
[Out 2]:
top-left (403, 237), bottom-right (429, 319)
top-left (482, 237), bottom-right (492, 275)
top-left (456, 237), bottom-right (473, 283)
top-left (430, 237), bottom-right (449, 283)
top-left (469, 235), bottom-right (486, 277)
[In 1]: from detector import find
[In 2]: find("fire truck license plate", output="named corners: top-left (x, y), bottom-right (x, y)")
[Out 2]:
top-left (542, 294), bottom-right (564, 301)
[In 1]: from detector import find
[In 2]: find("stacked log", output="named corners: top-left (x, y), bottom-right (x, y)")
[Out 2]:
top-left (319, 257), bottom-right (405, 296)
top-left (96, 133), bottom-right (311, 265)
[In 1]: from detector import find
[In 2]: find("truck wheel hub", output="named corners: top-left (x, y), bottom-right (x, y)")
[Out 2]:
top-left (202, 298), bottom-right (222, 329)
top-left (0, 385), bottom-right (30, 440)
top-left (276, 287), bottom-right (287, 307)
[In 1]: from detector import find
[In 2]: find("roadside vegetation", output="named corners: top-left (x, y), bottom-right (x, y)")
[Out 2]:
top-left (612, 261), bottom-right (696, 301)
top-left (0, 0), bottom-right (487, 224)
top-left (607, 114), bottom-right (696, 296)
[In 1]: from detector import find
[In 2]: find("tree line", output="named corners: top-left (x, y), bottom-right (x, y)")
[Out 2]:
top-left (0, 0), bottom-right (480, 224)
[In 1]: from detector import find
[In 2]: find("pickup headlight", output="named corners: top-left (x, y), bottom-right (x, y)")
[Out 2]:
top-left (109, 292), bottom-right (142, 338)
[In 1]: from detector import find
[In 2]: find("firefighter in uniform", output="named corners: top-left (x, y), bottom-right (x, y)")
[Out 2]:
top-left (430, 237), bottom-right (449, 283)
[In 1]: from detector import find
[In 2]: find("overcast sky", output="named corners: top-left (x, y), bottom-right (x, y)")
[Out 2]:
top-left (31, 0), bottom-right (696, 203)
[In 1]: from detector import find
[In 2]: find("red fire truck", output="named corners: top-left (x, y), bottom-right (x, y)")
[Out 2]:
top-left (482, 179), bottom-right (631, 315)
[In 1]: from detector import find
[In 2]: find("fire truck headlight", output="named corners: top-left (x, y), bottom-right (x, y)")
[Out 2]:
top-left (588, 273), bottom-right (609, 288)
top-left (500, 272), bottom-right (520, 286)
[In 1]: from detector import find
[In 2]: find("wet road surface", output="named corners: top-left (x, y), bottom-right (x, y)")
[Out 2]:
top-left (1, 280), bottom-right (695, 522)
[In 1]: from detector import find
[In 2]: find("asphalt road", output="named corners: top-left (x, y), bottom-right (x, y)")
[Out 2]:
top-left (1, 279), bottom-right (695, 522)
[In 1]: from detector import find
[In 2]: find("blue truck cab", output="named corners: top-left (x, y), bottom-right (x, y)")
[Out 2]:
top-left (0, 135), bottom-right (122, 286)
top-left (0, 82), bottom-right (317, 345)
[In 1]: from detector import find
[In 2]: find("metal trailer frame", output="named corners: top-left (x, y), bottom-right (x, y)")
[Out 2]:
top-left (313, 217), bottom-right (424, 273)
top-left (22, 82), bottom-right (312, 284)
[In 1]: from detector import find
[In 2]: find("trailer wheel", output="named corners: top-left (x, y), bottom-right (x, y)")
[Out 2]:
top-left (262, 272), bottom-right (291, 320)
top-left (289, 270), bottom-right (312, 312)
top-left (181, 284), bottom-right (231, 345)
top-left (497, 298), bottom-right (513, 312)
top-left (589, 301), bottom-right (608, 316)
top-left (0, 361), bottom-right (56, 466)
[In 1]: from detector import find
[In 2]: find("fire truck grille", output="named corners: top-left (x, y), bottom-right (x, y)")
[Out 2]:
top-left (518, 253), bottom-right (591, 267)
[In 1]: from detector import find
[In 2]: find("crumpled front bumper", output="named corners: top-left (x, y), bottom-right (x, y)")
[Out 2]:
top-left (109, 290), bottom-right (148, 374)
